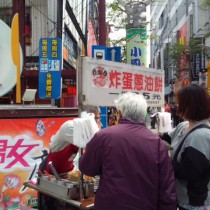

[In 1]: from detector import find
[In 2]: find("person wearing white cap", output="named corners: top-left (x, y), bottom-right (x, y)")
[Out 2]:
top-left (38, 106), bottom-right (100, 210)
top-left (39, 105), bottom-right (100, 178)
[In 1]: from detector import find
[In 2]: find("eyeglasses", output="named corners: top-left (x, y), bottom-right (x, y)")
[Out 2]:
top-left (95, 117), bottom-right (101, 123)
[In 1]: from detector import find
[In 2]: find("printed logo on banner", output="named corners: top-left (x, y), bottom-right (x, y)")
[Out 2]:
top-left (40, 58), bottom-right (48, 71)
top-left (92, 65), bottom-right (108, 88)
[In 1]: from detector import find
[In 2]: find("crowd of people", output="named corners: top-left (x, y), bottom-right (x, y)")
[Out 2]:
top-left (39, 84), bottom-right (210, 210)
top-left (147, 100), bottom-right (183, 130)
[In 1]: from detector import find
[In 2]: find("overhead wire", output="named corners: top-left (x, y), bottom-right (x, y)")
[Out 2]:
top-left (28, 0), bottom-right (91, 58)
top-left (28, 0), bottom-right (56, 24)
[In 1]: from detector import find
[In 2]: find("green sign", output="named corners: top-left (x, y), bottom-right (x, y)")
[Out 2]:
top-left (126, 28), bottom-right (147, 67)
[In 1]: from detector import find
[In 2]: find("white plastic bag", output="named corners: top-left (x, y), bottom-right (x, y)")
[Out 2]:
top-left (158, 112), bottom-right (172, 133)
top-left (73, 111), bottom-right (99, 148)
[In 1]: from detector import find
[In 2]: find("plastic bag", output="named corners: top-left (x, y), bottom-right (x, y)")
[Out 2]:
top-left (73, 112), bottom-right (99, 148)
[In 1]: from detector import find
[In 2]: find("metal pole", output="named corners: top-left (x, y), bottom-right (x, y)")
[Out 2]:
top-left (18, 0), bottom-right (25, 65)
top-left (99, 0), bottom-right (106, 46)
top-left (57, 0), bottom-right (63, 39)
top-left (12, 0), bottom-right (19, 16)
top-left (207, 61), bottom-right (210, 95)
top-left (53, 0), bottom-right (64, 107)
top-left (76, 55), bottom-right (84, 199)
top-left (18, 0), bottom-right (25, 103)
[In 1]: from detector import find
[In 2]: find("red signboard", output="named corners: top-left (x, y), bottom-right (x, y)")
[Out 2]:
top-left (0, 117), bottom-right (72, 209)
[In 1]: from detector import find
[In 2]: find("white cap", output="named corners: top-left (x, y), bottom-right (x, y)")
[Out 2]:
top-left (50, 111), bottom-right (100, 151)
top-left (50, 120), bottom-right (74, 152)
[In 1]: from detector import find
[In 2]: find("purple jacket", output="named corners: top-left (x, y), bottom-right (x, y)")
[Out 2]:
top-left (79, 118), bottom-right (176, 210)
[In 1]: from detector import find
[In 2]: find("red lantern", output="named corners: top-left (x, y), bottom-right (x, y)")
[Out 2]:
top-left (67, 86), bottom-right (76, 96)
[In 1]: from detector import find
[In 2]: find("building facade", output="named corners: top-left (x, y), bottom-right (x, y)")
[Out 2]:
top-left (0, 0), bottom-right (101, 105)
top-left (149, 0), bottom-right (210, 102)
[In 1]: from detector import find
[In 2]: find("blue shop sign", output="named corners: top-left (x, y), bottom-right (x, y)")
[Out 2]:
top-left (39, 38), bottom-right (62, 99)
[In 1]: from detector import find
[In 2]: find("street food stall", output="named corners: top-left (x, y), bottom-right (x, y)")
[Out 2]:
top-left (17, 104), bottom-right (97, 210)
top-left (0, 57), bottom-right (165, 209)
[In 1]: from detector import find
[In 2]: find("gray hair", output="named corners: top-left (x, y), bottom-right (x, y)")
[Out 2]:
top-left (115, 92), bottom-right (147, 123)
top-left (82, 105), bottom-right (100, 114)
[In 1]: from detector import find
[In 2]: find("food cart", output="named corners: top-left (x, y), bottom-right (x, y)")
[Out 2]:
top-left (0, 57), bottom-right (165, 209)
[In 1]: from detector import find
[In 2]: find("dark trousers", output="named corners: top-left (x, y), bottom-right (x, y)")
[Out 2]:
top-left (150, 116), bottom-right (156, 128)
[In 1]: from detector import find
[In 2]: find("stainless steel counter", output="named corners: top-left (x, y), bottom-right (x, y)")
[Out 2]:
top-left (24, 182), bottom-right (94, 210)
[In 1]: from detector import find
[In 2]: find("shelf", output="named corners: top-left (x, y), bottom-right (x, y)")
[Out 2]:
top-left (0, 106), bottom-right (78, 118)
top-left (23, 69), bottom-right (76, 79)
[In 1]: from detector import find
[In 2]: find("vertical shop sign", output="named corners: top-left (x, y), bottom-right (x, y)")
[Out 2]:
top-left (189, 15), bottom-right (193, 38)
top-left (39, 38), bottom-right (62, 99)
top-left (126, 28), bottom-right (147, 67)
top-left (192, 52), bottom-right (201, 80)
top-left (192, 37), bottom-right (203, 81)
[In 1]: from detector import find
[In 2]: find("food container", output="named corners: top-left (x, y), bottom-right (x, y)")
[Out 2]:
top-left (68, 181), bottom-right (80, 200)
top-left (84, 182), bottom-right (94, 198)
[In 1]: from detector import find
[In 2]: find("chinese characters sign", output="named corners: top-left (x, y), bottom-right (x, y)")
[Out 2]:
top-left (126, 28), bottom-right (147, 67)
top-left (39, 38), bottom-right (62, 99)
top-left (0, 117), bottom-right (71, 209)
top-left (81, 57), bottom-right (164, 107)
top-left (0, 137), bottom-right (41, 170)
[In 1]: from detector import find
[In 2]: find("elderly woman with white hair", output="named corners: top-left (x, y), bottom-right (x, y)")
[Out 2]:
top-left (79, 92), bottom-right (176, 210)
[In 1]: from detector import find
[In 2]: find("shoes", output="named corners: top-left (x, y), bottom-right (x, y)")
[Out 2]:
top-left (151, 127), bottom-right (156, 129)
